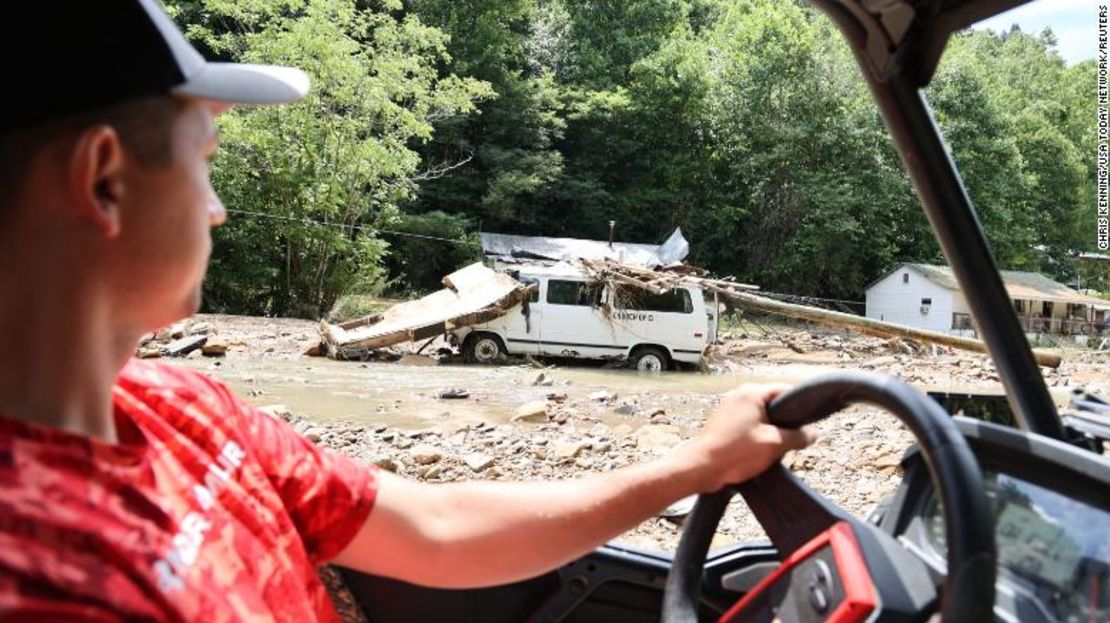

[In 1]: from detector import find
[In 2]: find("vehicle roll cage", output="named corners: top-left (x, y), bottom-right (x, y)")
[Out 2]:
top-left (809, 0), bottom-right (1064, 439)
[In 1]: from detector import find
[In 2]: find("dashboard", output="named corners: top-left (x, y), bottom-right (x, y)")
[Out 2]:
top-left (915, 471), bottom-right (1109, 622)
top-left (885, 419), bottom-right (1110, 623)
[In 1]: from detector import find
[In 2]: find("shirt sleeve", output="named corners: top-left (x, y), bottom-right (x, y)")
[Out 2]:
top-left (221, 385), bottom-right (379, 564)
top-left (0, 596), bottom-right (127, 623)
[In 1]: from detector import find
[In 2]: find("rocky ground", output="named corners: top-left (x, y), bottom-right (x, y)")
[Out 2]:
top-left (273, 399), bottom-right (910, 550)
top-left (141, 313), bottom-right (1109, 552)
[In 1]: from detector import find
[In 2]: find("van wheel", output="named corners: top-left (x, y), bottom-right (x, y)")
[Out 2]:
top-left (463, 333), bottom-right (506, 365)
top-left (630, 346), bottom-right (669, 372)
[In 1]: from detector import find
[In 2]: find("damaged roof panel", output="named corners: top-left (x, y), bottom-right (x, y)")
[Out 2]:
top-left (320, 263), bottom-right (533, 359)
top-left (480, 227), bottom-right (688, 267)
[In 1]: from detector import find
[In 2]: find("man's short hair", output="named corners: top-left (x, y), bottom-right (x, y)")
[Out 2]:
top-left (0, 95), bottom-right (188, 215)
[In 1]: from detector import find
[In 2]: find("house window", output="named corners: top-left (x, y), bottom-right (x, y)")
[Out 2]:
top-left (903, 273), bottom-right (909, 284)
top-left (1014, 300), bottom-right (1024, 314)
top-left (952, 313), bottom-right (974, 330)
top-left (921, 298), bottom-right (932, 305)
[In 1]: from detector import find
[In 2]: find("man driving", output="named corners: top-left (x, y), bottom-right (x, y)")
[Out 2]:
top-left (0, 2), bottom-right (815, 620)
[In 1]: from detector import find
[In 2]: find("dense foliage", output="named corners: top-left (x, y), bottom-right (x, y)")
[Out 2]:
top-left (170, 0), bottom-right (1100, 316)
top-left (166, 0), bottom-right (491, 315)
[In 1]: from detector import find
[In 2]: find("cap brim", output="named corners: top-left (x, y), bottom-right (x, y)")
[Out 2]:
top-left (171, 63), bottom-right (309, 105)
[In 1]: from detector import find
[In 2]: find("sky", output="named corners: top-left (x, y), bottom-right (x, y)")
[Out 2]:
top-left (974, 0), bottom-right (1096, 65)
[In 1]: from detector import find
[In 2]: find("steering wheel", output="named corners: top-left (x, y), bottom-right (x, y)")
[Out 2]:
top-left (661, 372), bottom-right (996, 623)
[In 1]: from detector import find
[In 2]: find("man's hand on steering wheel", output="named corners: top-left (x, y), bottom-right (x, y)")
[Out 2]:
top-left (677, 385), bottom-right (818, 493)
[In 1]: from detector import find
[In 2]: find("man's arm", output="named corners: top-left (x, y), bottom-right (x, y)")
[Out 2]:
top-left (331, 385), bottom-right (814, 589)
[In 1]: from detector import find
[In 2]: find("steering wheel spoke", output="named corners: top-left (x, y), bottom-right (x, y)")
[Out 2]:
top-left (738, 465), bottom-right (842, 555)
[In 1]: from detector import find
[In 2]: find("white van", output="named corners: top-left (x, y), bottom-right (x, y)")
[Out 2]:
top-left (450, 264), bottom-right (716, 370)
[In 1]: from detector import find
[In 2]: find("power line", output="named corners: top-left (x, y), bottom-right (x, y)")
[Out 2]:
top-left (221, 210), bottom-right (874, 304)
top-left (224, 208), bottom-right (475, 245)
top-left (759, 291), bottom-right (864, 308)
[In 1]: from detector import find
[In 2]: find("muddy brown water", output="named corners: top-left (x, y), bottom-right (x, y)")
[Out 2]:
top-left (177, 357), bottom-right (1060, 431)
top-left (179, 358), bottom-right (804, 429)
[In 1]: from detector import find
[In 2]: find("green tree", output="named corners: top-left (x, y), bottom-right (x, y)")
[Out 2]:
top-left (927, 61), bottom-right (1037, 268)
top-left (558, 0), bottom-right (689, 89)
top-left (168, 0), bottom-right (1094, 307)
top-left (169, 0), bottom-right (491, 317)
top-left (1060, 59), bottom-right (1099, 257)
top-left (690, 0), bottom-right (923, 297)
top-left (381, 211), bottom-right (481, 293)
top-left (406, 0), bottom-right (568, 234)
top-left (937, 30), bottom-right (1092, 279)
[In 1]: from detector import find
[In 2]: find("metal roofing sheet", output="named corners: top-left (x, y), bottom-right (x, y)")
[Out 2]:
top-left (479, 228), bottom-right (688, 267)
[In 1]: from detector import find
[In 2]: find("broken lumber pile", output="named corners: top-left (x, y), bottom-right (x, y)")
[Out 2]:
top-left (135, 319), bottom-right (228, 359)
top-left (579, 258), bottom-right (1062, 369)
top-left (319, 263), bottom-right (535, 360)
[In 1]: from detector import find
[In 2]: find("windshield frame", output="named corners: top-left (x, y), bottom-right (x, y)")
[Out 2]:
top-left (806, 0), bottom-right (1065, 438)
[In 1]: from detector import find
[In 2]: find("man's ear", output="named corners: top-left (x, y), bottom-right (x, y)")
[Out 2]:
top-left (68, 125), bottom-right (126, 239)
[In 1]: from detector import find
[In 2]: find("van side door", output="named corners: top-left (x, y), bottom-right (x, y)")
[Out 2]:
top-left (499, 275), bottom-right (543, 355)
top-left (537, 279), bottom-right (618, 358)
top-left (610, 286), bottom-right (706, 361)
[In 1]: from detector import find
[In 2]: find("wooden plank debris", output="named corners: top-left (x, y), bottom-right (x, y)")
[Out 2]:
top-left (164, 335), bottom-right (208, 357)
top-left (319, 263), bottom-right (535, 360)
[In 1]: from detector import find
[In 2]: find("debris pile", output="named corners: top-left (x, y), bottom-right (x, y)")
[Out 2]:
top-left (319, 263), bottom-right (535, 360)
top-left (139, 315), bottom-right (323, 361)
top-left (136, 319), bottom-right (228, 359)
top-left (578, 258), bottom-right (1063, 368)
top-left (715, 331), bottom-right (907, 358)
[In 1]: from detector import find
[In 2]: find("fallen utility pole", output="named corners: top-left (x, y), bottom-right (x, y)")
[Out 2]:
top-left (579, 258), bottom-right (1062, 369)
top-left (716, 288), bottom-right (1061, 369)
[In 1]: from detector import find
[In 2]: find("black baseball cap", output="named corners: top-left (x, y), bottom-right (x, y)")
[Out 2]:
top-left (2, 0), bottom-right (309, 133)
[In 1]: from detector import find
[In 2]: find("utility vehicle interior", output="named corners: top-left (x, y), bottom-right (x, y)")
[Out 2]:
top-left (338, 1), bottom-right (1110, 621)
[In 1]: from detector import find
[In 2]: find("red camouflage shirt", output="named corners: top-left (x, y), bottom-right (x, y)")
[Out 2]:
top-left (0, 359), bottom-right (379, 622)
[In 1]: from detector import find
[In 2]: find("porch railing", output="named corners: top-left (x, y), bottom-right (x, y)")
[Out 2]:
top-left (951, 312), bottom-right (1110, 336)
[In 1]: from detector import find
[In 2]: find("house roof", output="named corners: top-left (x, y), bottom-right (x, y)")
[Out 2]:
top-left (873, 263), bottom-right (1110, 307)
top-left (479, 228), bottom-right (689, 268)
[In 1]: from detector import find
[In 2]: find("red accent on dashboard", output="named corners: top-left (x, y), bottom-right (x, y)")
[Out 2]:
top-left (827, 523), bottom-right (878, 622)
top-left (718, 521), bottom-right (877, 623)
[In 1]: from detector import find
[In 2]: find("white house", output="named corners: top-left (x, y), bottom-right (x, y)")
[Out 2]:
top-left (865, 263), bottom-right (1110, 336)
